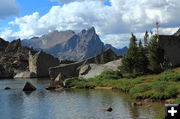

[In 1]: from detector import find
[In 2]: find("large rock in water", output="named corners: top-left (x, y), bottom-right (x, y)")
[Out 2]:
top-left (14, 71), bottom-right (37, 78)
top-left (29, 51), bottom-right (59, 77)
top-left (23, 82), bottom-right (36, 91)
top-left (49, 49), bottom-right (119, 79)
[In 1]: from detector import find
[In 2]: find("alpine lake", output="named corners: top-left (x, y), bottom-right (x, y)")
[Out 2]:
top-left (0, 78), bottom-right (164, 119)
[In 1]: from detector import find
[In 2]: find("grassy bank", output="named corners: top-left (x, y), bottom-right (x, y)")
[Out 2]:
top-left (68, 69), bottom-right (180, 102)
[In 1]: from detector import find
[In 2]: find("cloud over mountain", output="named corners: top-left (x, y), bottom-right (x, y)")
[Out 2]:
top-left (1, 0), bottom-right (180, 48)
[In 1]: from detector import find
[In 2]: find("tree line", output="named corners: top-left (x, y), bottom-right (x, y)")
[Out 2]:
top-left (119, 31), bottom-right (165, 76)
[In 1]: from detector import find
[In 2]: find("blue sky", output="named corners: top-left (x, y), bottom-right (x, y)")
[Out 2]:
top-left (0, 0), bottom-right (180, 48)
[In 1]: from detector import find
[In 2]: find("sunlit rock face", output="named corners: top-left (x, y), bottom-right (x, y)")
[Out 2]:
top-left (29, 51), bottom-right (59, 77)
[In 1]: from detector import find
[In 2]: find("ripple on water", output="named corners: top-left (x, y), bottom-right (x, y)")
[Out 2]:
top-left (0, 79), bottom-right (164, 119)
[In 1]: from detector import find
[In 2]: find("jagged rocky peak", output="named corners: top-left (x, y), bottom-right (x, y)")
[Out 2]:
top-left (0, 37), bottom-right (9, 51)
top-left (22, 27), bottom-right (127, 61)
top-left (5, 39), bottom-right (21, 52)
top-left (79, 27), bottom-right (96, 36)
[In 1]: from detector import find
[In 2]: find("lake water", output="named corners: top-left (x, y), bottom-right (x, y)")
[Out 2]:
top-left (0, 79), bottom-right (164, 119)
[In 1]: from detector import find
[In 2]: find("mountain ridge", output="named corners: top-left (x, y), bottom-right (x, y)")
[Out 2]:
top-left (22, 27), bottom-right (127, 61)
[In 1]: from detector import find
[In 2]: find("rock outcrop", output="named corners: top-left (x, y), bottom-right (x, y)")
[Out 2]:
top-left (0, 38), bottom-right (9, 51)
top-left (79, 58), bottom-right (122, 78)
top-left (29, 51), bottom-right (60, 77)
top-left (23, 82), bottom-right (36, 91)
top-left (49, 49), bottom-right (119, 79)
top-left (5, 39), bottom-right (21, 52)
top-left (0, 38), bottom-right (37, 78)
top-left (14, 71), bottom-right (36, 78)
top-left (159, 35), bottom-right (180, 67)
top-left (4, 87), bottom-right (11, 90)
top-left (0, 64), bottom-right (13, 78)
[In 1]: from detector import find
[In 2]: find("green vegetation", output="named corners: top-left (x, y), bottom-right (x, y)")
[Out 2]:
top-left (69, 69), bottom-right (180, 101)
top-left (119, 34), bottom-right (148, 75)
top-left (155, 70), bottom-right (180, 81)
top-left (68, 31), bottom-right (180, 102)
top-left (120, 32), bottom-right (165, 75)
top-left (148, 35), bottom-right (164, 73)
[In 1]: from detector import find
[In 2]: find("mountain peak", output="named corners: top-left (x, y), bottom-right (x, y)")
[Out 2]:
top-left (22, 27), bottom-right (127, 61)
top-left (88, 27), bottom-right (95, 32)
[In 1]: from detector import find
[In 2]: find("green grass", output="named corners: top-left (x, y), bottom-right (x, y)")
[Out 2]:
top-left (173, 98), bottom-right (180, 104)
top-left (154, 70), bottom-right (180, 81)
top-left (68, 70), bottom-right (180, 100)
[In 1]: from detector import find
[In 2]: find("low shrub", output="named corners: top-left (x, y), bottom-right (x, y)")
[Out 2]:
top-left (96, 70), bottom-right (122, 80)
top-left (130, 83), bottom-right (152, 94)
top-left (155, 71), bottom-right (180, 81)
top-left (122, 73), bottom-right (138, 79)
top-left (173, 98), bottom-right (180, 104)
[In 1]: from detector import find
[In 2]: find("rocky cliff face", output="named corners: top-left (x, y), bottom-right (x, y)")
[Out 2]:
top-left (22, 27), bottom-right (127, 61)
top-left (29, 51), bottom-right (60, 77)
top-left (0, 38), bottom-right (37, 78)
top-left (49, 48), bottom-right (119, 80)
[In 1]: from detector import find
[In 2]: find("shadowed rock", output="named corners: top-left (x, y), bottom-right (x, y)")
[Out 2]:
top-left (49, 49), bottom-right (119, 80)
top-left (5, 39), bottom-right (21, 52)
top-left (100, 107), bottom-right (113, 112)
top-left (131, 102), bottom-right (142, 106)
top-left (159, 35), bottom-right (180, 67)
top-left (29, 51), bottom-right (59, 77)
top-left (0, 38), bottom-right (37, 79)
top-left (45, 81), bottom-right (63, 90)
top-left (4, 87), bottom-right (11, 90)
top-left (23, 82), bottom-right (36, 91)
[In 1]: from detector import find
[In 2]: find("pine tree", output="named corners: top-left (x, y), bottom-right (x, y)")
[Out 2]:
top-left (148, 35), bottom-right (164, 73)
top-left (120, 33), bottom-right (138, 73)
top-left (135, 40), bottom-right (148, 74)
top-left (144, 31), bottom-right (149, 47)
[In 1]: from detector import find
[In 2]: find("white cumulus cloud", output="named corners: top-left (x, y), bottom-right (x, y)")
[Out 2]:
top-left (1, 0), bottom-right (180, 48)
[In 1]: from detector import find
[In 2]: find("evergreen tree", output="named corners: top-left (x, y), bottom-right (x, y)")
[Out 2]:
top-left (120, 33), bottom-right (138, 73)
top-left (135, 40), bottom-right (148, 74)
top-left (144, 31), bottom-right (149, 47)
top-left (148, 35), bottom-right (164, 73)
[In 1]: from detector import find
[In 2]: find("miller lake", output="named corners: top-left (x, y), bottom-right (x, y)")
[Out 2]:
top-left (0, 79), bottom-right (164, 119)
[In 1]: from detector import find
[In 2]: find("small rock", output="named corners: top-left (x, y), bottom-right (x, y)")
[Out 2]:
top-left (54, 87), bottom-right (64, 92)
top-left (4, 87), bottom-right (11, 90)
top-left (54, 73), bottom-right (65, 82)
top-left (131, 102), bottom-right (142, 106)
top-left (165, 99), bottom-right (174, 103)
top-left (79, 64), bottom-right (91, 75)
top-left (144, 99), bottom-right (154, 102)
top-left (101, 107), bottom-right (113, 112)
top-left (63, 78), bottom-right (74, 88)
top-left (45, 81), bottom-right (63, 90)
top-left (23, 82), bottom-right (36, 91)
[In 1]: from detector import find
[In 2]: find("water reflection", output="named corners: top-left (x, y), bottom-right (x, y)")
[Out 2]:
top-left (0, 79), bottom-right (164, 119)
